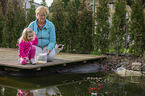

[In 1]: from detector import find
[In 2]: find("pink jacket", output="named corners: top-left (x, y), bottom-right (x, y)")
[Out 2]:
top-left (18, 37), bottom-right (38, 58)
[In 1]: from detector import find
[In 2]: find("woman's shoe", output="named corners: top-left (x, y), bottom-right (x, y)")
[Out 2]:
top-left (30, 59), bottom-right (36, 65)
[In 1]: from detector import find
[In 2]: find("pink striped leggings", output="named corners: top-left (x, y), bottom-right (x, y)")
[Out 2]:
top-left (20, 46), bottom-right (36, 65)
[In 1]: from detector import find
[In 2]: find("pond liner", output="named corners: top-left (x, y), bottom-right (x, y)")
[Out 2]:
top-left (0, 64), bottom-right (106, 77)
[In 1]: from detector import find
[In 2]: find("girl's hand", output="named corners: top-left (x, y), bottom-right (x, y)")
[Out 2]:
top-left (33, 32), bottom-right (36, 40)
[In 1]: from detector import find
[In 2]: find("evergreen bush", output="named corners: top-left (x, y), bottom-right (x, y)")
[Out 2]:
top-left (2, 0), bottom-right (15, 47)
top-left (50, 0), bottom-right (93, 53)
top-left (41, 0), bottom-right (47, 6)
top-left (76, 2), bottom-right (93, 53)
top-left (27, 0), bottom-right (35, 26)
top-left (0, 3), bottom-right (4, 46)
top-left (11, 4), bottom-right (26, 48)
top-left (65, 1), bottom-right (79, 53)
top-left (111, 0), bottom-right (126, 54)
top-left (50, 0), bottom-right (66, 49)
top-left (95, 0), bottom-right (110, 54)
top-left (130, 0), bottom-right (145, 56)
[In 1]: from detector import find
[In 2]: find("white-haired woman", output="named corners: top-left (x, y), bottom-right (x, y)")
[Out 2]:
top-left (28, 6), bottom-right (56, 62)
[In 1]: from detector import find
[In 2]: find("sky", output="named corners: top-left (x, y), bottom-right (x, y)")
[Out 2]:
top-left (34, 0), bottom-right (53, 7)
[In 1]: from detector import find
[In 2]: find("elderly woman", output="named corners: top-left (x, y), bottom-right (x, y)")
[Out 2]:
top-left (28, 6), bottom-right (56, 62)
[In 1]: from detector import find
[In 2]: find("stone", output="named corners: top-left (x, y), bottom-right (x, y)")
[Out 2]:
top-left (141, 64), bottom-right (145, 71)
top-left (131, 76), bottom-right (141, 83)
top-left (132, 62), bottom-right (141, 71)
top-left (142, 71), bottom-right (145, 76)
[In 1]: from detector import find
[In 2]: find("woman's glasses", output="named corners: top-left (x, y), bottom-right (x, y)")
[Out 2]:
top-left (38, 15), bottom-right (47, 17)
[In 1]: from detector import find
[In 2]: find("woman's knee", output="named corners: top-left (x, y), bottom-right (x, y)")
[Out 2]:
top-left (33, 45), bottom-right (42, 55)
top-left (47, 49), bottom-right (55, 62)
top-left (47, 56), bottom-right (55, 62)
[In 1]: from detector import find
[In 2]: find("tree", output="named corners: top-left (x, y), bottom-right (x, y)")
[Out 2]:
top-left (62, 0), bottom-right (70, 7)
top-left (126, 0), bottom-right (145, 8)
top-left (11, 4), bottom-right (26, 48)
top-left (51, 0), bottom-right (65, 46)
top-left (0, 2), bottom-right (4, 46)
top-left (27, 0), bottom-right (35, 25)
top-left (0, 0), bottom-right (8, 15)
top-left (76, 2), bottom-right (93, 53)
top-left (95, 0), bottom-right (110, 53)
top-left (65, 1), bottom-right (78, 52)
top-left (111, 0), bottom-right (126, 55)
top-left (75, 0), bottom-right (81, 10)
top-left (50, 0), bottom-right (94, 53)
top-left (2, 0), bottom-right (15, 47)
top-left (41, 0), bottom-right (47, 6)
top-left (0, 0), bottom-right (20, 15)
top-left (130, 0), bottom-right (144, 56)
top-left (109, 0), bottom-right (145, 8)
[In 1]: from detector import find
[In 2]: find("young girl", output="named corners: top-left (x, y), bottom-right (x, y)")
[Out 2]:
top-left (18, 28), bottom-right (38, 65)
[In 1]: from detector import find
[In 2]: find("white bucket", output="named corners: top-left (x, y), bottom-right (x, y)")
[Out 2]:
top-left (36, 52), bottom-right (47, 64)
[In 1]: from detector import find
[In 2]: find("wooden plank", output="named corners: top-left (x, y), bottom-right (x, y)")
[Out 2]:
top-left (0, 48), bottom-right (107, 69)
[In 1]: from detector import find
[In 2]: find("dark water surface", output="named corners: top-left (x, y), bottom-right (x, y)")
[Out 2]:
top-left (0, 65), bottom-right (145, 96)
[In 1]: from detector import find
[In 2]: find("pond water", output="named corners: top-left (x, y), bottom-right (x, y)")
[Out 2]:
top-left (0, 67), bottom-right (145, 96)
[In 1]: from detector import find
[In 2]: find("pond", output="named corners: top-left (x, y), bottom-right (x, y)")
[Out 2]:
top-left (0, 65), bottom-right (145, 96)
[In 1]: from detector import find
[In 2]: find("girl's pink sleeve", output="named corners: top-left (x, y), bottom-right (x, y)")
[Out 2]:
top-left (32, 36), bottom-right (38, 45)
top-left (18, 41), bottom-right (27, 58)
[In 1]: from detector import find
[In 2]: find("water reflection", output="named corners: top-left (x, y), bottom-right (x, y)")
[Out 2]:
top-left (17, 86), bottom-right (61, 96)
top-left (0, 73), bottom-right (145, 96)
top-left (17, 90), bottom-right (33, 96)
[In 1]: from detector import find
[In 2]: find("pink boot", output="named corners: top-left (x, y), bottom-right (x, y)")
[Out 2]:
top-left (20, 58), bottom-right (27, 65)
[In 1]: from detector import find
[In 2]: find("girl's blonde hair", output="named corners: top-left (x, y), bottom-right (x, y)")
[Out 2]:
top-left (19, 28), bottom-right (34, 43)
top-left (35, 6), bottom-right (49, 18)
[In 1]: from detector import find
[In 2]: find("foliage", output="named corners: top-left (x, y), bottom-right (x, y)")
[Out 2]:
top-left (50, 0), bottom-right (65, 46)
top-left (64, 1), bottom-right (79, 53)
top-left (130, 0), bottom-right (145, 56)
top-left (27, 0), bottom-right (36, 25)
top-left (11, 4), bottom-right (26, 48)
top-left (29, 0), bottom-right (34, 3)
top-left (95, 0), bottom-right (110, 53)
top-left (111, 0), bottom-right (126, 54)
top-left (41, 0), bottom-right (47, 6)
top-left (76, 2), bottom-right (93, 53)
top-left (75, 0), bottom-right (81, 10)
top-left (50, 0), bottom-right (93, 53)
top-left (0, 2), bottom-right (4, 46)
top-left (50, 0), bottom-right (70, 11)
top-left (126, 0), bottom-right (145, 8)
top-left (49, 0), bottom-right (70, 13)
top-left (62, 0), bottom-right (70, 8)
top-left (1, 0), bottom-right (26, 48)
top-left (2, 0), bottom-right (15, 47)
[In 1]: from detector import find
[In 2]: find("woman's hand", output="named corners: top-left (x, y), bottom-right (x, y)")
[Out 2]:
top-left (44, 49), bottom-right (50, 54)
top-left (58, 44), bottom-right (64, 50)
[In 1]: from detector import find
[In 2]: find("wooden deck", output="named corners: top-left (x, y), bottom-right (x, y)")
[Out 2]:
top-left (0, 48), bottom-right (107, 70)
